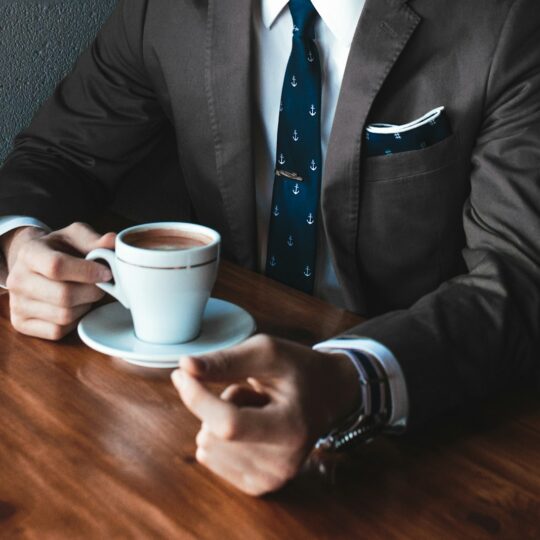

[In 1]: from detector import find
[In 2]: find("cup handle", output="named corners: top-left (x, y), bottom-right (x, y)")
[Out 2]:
top-left (86, 248), bottom-right (130, 309)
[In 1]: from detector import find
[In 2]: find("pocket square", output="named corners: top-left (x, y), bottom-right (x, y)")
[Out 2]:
top-left (365, 106), bottom-right (452, 158)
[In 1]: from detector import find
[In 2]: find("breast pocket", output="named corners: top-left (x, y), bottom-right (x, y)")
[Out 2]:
top-left (363, 132), bottom-right (460, 182)
top-left (357, 132), bottom-right (469, 313)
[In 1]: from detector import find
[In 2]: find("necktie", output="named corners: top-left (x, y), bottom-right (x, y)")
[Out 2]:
top-left (265, 0), bottom-right (322, 294)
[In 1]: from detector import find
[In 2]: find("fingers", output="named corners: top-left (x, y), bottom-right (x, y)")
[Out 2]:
top-left (4, 222), bottom-right (115, 341)
top-left (195, 428), bottom-right (293, 496)
top-left (8, 270), bottom-right (105, 307)
top-left (172, 370), bottom-right (238, 437)
top-left (220, 384), bottom-right (270, 407)
top-left (10, 317), bottom-right (78, 341)
top-left (195, 443), bottom-right (270, 497)
top-left (52, 222), bottom-right (115, 254)
top-left (20, 240), bottom-right (112, 284)
top-left (93, 231), bottom-right (116, 250)
top-left (180, 335), bottom-right (287, 382)
top-left (195, 433), bottom-right (282, 497)
top-left (172, 370), bottom-right (281, 441)
top-left (11, 297), bottom-right (94, 327)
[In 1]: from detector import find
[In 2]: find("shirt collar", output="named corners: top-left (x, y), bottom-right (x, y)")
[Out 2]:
top-left (261, 0), bottom-right (365, 45)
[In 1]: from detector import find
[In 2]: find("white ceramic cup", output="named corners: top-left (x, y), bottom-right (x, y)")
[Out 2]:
top-left (86, 222), bottom-right (221, 344)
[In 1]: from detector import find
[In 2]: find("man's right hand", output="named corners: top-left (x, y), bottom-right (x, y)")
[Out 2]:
top-left (2, 222), bottom-right (115, 340)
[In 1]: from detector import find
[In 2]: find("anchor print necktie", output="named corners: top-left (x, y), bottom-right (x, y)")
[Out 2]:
top-left (265, 0), bottom-right (322, 294)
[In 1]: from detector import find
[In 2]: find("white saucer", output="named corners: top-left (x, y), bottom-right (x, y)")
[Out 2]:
top-left (78, 298), bottom-right (256, 369)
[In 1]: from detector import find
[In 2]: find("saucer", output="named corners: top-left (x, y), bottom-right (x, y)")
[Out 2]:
top-left (78, 298), bottom-right (256, 369)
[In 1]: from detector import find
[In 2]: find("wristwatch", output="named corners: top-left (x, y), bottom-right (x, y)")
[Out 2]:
top-left (315, 350), bottom-right (390, 452)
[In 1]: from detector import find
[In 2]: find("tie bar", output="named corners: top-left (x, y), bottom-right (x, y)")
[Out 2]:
top-left (276, 169), bottom-right (304, 182)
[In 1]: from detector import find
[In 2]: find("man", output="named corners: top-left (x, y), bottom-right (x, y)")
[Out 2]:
top-left (0, 0), bottom-right (539, 496)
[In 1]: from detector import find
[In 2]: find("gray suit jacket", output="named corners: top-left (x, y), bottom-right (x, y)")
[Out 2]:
top-left (1, 0), bottom-right (539, 427)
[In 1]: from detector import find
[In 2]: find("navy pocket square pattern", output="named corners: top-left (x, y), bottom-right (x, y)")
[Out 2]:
top-left (365, 106), bottom-right (452, 158)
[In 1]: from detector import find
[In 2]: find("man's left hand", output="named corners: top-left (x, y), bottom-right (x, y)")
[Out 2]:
top-left (171, 334), bottom-right (360, 496)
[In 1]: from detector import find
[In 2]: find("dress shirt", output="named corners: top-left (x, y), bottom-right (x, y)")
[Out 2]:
top-left (0, 0), bottom-right (408, 427)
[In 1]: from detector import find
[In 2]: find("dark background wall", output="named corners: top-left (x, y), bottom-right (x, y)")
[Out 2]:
top-left (0, 0), bottom-right (191, 224)
top-left (0, 0), bottom-right (117, 162)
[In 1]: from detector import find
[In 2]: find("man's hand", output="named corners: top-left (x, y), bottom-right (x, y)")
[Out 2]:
top-left (172, 335), bottom-right (361, 496)
top-left (2, 222), bottom-right (115, 340)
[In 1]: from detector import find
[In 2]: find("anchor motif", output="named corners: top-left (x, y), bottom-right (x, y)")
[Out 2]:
top-left (273, 205), bottom-right (280, 217)
top-left (292, 183), bottom-right (300, 195)
top-left (394, 132), bottom-right (402, 140)
top-left (287, 235), bottom-right (294, 247)
top-left (278, 153), bottom-right (286, 165)
top-left (309, 104), bottom-right (317, 117)
top-left (307, 213), bottom-right (315, 225)
top-left (293, 25), bottom-right (299, 33)
top-left (307, 50), bottom-right (315, 63)
top-left (270, 256), bottom-right (277, 267)
top-left (310, 160), bottom-right (318, 171)
top-left (292, 130), bottom-right (299, 142)
top-left (304, 266), bottom-right (312, 278)
top-left (291, 75), bottom-right (298, 88)
top-left (280, 101), bottom-right (284, 112)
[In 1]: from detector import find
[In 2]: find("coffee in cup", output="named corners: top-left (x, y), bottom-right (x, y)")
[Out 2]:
top-left (122, 228), bottom-right (212, 251)
top-left (86, 222), bottom-right (220, 344)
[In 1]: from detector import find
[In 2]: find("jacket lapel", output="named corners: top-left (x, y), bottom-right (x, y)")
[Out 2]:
top-left (322, 0), bottom-right (421, 311)
top-left (206, 0), bottom-right (257, 268)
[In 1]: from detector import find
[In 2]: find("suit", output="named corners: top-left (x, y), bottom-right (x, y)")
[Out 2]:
top-left (1, 0), bottom-right (539, 427)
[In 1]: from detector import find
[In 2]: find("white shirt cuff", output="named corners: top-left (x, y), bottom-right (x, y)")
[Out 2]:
top-left (314, 337), bottom-right (409, 429)
top-left (0, 216), bottom-right (51, 289)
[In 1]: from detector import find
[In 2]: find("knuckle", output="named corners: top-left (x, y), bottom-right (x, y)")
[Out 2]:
top-left (196, 429), bottom-right (210, 448)
top-left (44, 253), bottom-right (64, 279)
top-left (6, 271), bottom-right (20, 291)
top-left (56, 285), bottom-right (74, 307)
top-left (195, 447), bottom-right (208, 466)
top-left (242, 476), bottom-right (269, 497)
top-left (219, 415), bottom-right (240, 441)
top-left (56, 307), bottom-right (75, 326)
top-left (10, 313), bottom-right (24, 331)
top-left (48, 325), bottom-right (65, 341)
top-left (9, 295), bottom-right (21, 315)
top-left (181, 383), bottom-right (198, 408)
top-left (255, 334), bottom-right (278, 355)
top-left (18, 242), bottom-right (32, 262)
top-left (67, 221), bottom-right (86, 233)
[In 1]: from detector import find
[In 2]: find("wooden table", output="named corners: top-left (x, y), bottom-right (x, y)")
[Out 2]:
top-left (1, 261), bottom-right (539, 539)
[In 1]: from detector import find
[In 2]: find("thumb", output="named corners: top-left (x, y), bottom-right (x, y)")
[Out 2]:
top-left (55, 222), bottom-right (114, 255)
top-left (180, 335), bottom-right (283, 383)
top-left (93, 232), bottom-right (116, 250)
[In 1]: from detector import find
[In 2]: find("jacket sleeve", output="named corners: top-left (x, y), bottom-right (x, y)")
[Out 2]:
top-left (342, 0), bottom-right (540, 428)
top-left (0, 0), bottom-right (166, 229)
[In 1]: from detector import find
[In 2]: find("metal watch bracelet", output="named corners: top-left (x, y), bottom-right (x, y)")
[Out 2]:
top-left (315, 350), bottom-right (390, 452)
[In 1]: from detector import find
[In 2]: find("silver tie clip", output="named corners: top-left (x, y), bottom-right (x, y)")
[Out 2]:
top-left (276, 169), bottom-right (304, 182)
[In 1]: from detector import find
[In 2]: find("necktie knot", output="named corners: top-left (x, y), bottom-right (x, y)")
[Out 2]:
top-left (289, 0), bottom-right (318, 39)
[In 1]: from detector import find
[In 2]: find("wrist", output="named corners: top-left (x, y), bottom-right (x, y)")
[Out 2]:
top-left (318, 351), bottom-right (363, 436)
top-left (316, 350), bottom-right (391, 452)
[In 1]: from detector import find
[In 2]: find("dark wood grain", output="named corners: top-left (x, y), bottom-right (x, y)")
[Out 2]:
top-left (0, 261), bottom-right (539, 539)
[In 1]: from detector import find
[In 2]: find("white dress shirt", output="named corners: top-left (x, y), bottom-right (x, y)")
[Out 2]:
top-left (0, 0), bottom-right (409, 427)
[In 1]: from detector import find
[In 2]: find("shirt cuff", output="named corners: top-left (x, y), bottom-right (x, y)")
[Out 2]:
top-left (314, 337), bottom-right (409, 430)
top-left (0, 216), bottom-right (51, 289)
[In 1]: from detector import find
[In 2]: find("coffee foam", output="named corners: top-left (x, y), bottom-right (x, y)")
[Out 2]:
top-left (123, 228), bottom-right (212, 251)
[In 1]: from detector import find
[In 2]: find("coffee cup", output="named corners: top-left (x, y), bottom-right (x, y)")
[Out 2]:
top-left (86, 222), bottom-right (220, 344)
